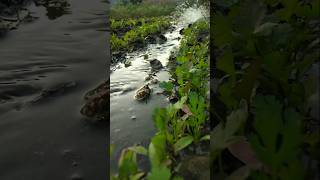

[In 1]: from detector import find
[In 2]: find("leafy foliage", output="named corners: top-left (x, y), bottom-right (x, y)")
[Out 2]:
top-left (110, 17), bottom-right (171, 52)
top-left (212, 0), bottom-right (319, 179)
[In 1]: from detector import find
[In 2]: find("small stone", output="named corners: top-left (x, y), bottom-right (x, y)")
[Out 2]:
top-left (62, 149), bottom-right (72, 156)
top-left (131, 115), bottom-right (137, 120)
top-left (124, 60), bottom-right (131, 67)
top-left (145, 76), bottom-right (152, 81)
top-left (70, 173), bottom-right (83, 180)
top-left (144, 54), bottom-right (148, 59)
top-left (155, 91), bottom-right (163, 95)
top-left (150, 79), bottom-right (159, 84)
top-left (72, 161), bottom-right (78, 167)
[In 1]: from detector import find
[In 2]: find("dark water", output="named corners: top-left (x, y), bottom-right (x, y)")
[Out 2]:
top-left (0, 0), bottom-right (109, 179)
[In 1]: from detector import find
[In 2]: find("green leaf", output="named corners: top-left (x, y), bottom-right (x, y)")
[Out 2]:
top-left (159, 81), bottom-right (174, 92)
top-left (110, 144), bottom-right (115, 156)
top-left (130, 172), bottom-right (145, 180)
top-left (128, 146), bottom-right (148, 156)
top-left (148, 133), bottom-right (167, 167)
top-left (173, 96), bottom-right (188, 110)
top-left (153, 108), bottom-right (167, 133)
top-left (211, 101), bottom-right (248, 158)
top-left (218, 80), bottom-right (238, 109)
top-left (118, 149), bottom-right (138, 179)
top-left (234, 60), bottom-right (261, 102)
top-left (253, 22), bottom-right (277, 36)
top-left (250, 95), bottom-right (302, 174)
top-left (200, 134), bottom-right (210, 141)
top-left (147, 166), bottom-right (171, 180)
top-left (212, 14), bottom-right (233, 47)
top-left (174, 135), bottom-right (194, 153)
top-left (217, 48), bottom-right (235, 76)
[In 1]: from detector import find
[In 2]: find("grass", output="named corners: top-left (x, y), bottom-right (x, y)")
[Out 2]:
top-left (110, 0), bottom-right (177, 19)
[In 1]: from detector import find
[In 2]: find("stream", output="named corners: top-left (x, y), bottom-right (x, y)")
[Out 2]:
top-left (0, 0), bottom-right (109, 179)
top-left (110, 7), bottom-right (206, 172)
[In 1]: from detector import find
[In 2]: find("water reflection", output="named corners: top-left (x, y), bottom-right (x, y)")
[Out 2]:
top-left (34, 0), bottom-right (71, 20)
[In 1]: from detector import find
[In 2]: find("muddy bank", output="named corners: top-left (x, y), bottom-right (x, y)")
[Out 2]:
top-left (0, 0), bottom-right (109, 179)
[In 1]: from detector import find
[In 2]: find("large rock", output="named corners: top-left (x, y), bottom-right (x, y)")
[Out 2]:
top-left (80, 80), bottom-right (109, 122)
top-left (134, 84), bottom-right (151, 101)
top-left (149, 59), bottom-right (163, 71)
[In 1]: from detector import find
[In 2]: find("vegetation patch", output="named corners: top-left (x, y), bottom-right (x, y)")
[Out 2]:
top-left (111, 17), bottom-right (172, 53)
top-left (110, 0), bottom-right (177, 19)
top-left (211, 0), bottom-right (319, 179)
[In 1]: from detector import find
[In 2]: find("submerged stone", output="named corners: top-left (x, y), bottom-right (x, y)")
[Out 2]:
top-left (149, 59), bottom-right (163, 71)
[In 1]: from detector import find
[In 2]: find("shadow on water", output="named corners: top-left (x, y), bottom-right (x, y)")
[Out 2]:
top-left (0, 0), bottom-right (109, 179)
top-left (34, 0), bottom-right (71, 20)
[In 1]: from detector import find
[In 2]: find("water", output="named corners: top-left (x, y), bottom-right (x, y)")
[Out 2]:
top-left (110, 6), bottom-right (206, 172)
top-left (0, 0), bottom-right (109, 179)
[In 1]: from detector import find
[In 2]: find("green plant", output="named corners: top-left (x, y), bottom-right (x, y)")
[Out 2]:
top-left (110, 1), bottom-right (176, 19)
top-left (110, 17), bottom-right (172, 52)
top-left (212, 0), bottom-right (319, 178)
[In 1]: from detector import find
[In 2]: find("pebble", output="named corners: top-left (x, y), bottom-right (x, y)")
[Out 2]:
top-left (131, 115), bottom-right (137, 120)
top-left (70, 173), bottom-right (83, 180)
top-left (72, 161), bottom-right (78, 167)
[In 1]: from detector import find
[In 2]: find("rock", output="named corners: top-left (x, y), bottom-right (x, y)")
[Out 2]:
top-left (155, 91), bottom-right (163, 95)
top-left (168, 95), bottom-right (178, 104)
top-left (131, 115), bottom-right (136, 120)
top-left (134, 85), bottom-right (151, 101)
top-left (143, 54), bottom-right (148, 59)
top-left (145, 75), bottom-right (152, 81)
top-left (150, 78), bottom-right (159, 84)
top-left (179, 28), bottom-right (185, 35)
top-left (70, 173), bottom-right (83, 180)
top-left (80, 80), bottom-right (109, 122)
top-left (197, 30), bottom-right (209, 42)
top-left (157, 34), bottom-right (167, 43)
top-left (145, 35), bottom-right (156, 44)
top-left (149, 59), bottom-right (163, 71)
top-left (179, 155), bottom-right (210, 180)
top-left (124, 60), bottom-right (131, 67)
top-left (145, 73), bottom-right (156, 81)
top-left (72, 161), bottom-right (78, 167)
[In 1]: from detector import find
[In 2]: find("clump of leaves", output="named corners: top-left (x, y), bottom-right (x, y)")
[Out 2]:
top-left (212, 0), bottom-right (319, 178)
top-left (111, 17), bottom-right (171, 52)
top-left (250, 95), bottom-right (304, 179)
